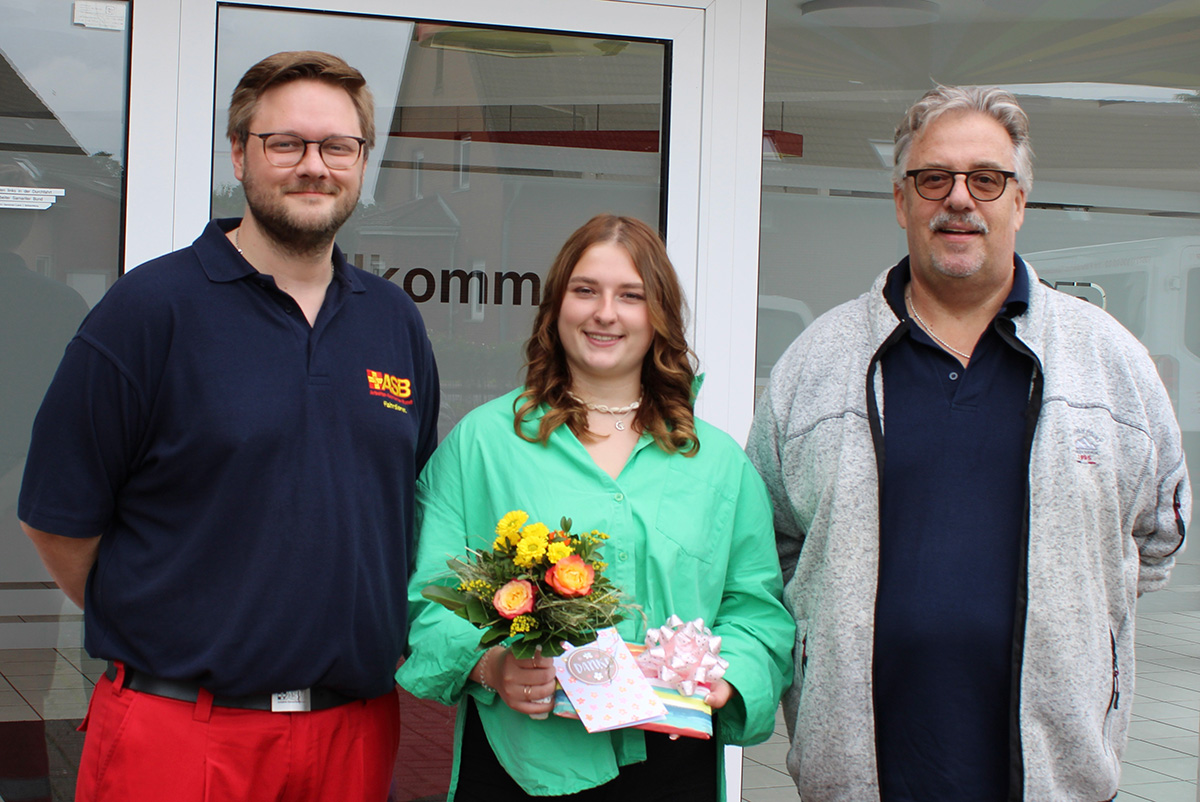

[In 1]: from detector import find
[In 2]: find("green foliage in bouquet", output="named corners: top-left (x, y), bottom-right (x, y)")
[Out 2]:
top-left (421, 511), bottom-right (627, 658)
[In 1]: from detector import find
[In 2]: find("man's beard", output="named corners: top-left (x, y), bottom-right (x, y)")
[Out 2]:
top-left (242, 172), bottom-right (359, 258)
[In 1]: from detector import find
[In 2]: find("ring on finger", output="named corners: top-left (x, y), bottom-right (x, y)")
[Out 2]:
top-left (524, 685), bottom-right (531, 700)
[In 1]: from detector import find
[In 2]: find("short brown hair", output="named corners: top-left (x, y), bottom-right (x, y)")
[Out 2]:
top-left (226, 51), bottom-right (375, 151)
top-left (515, 214), bottom-right (699, 456)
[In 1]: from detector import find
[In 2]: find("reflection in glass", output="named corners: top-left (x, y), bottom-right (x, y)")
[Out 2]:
top-left (0, 3), bottom-right (127, 791)
top-left (1188, 266), bottom-right (1200, 360)
top-left (0, 0), bottom-right (127, 584)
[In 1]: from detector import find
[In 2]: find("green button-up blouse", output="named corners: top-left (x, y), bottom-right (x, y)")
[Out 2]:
top-left (396, 388), bottom-right (794, 797)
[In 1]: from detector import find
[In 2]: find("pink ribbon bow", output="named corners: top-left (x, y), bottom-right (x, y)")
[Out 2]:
top-left (636, 615), bottom-right (728, 696)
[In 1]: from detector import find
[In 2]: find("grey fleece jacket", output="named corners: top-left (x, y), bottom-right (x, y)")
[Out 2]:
top-left (746, 258), bottom-right (1191, 802)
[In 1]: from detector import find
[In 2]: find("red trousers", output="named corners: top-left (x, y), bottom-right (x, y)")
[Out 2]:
top-left (75, 669), bottom-right (401, 802)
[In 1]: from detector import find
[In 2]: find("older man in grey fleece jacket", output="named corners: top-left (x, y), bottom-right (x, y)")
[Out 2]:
top-left (747, 84), bottom-right (1190, 802)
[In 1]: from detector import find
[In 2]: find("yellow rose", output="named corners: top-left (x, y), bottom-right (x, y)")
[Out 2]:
top-left (493, 580), bottom-right (536, 619)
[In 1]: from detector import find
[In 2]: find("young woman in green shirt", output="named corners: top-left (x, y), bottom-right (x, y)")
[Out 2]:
top-left (397, 214), bottom-right (794, 800)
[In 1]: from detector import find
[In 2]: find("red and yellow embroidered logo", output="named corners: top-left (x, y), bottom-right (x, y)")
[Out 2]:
top-left (367, 369), bottom-right (414, 411)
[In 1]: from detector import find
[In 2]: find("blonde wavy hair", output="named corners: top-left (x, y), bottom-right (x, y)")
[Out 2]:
top-left (514, 214), bottom-right (699, 456)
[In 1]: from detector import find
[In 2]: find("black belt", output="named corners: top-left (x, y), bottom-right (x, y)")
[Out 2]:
top-left (105, 662), bottom-right (358, 712)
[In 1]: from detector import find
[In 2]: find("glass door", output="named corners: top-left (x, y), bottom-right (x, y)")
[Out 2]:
top-left (0, 0), bottom-right (128, 591)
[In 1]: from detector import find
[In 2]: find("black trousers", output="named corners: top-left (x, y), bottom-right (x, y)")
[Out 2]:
top-left (453, 699), bottom-right (718, 801)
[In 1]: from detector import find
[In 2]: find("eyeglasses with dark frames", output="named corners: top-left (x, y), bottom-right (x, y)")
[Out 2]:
top-left (249, 132), bottom-right (366, 170)
top-left (905, 169), bottom-right (1017, 202)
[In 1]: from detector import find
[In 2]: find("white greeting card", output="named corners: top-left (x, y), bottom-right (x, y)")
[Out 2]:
top-left (552, 627), bottom-right (666, 733)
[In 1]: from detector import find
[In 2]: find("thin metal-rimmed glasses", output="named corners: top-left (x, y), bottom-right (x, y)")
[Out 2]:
top-left (249, 132), bottom-right (367, 170)
top-left (905, 169), bottom-right (1017, 202)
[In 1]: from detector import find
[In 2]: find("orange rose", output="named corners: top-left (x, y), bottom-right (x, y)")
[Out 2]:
top-left (493, 580), bottom-right (536, 619)
top-left (544, 555), bottom-right (595, 597)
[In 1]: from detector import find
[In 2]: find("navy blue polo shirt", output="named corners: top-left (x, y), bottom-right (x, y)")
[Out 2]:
top-left (873, 260), bottom-right (1033, 801)
top-left (19, 219), bottom-right (439, 698)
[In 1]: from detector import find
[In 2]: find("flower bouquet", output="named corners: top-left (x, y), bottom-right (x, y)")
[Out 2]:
top-left (421, 511), bottom-right (627, 659)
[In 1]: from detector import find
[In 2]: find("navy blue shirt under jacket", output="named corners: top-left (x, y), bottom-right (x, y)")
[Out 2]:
top-left (874, 260), bottom-right (1035, 802)
top-left (19, 219), bottom-right (440, 699)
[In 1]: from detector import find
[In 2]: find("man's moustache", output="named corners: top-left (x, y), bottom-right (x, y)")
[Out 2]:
top-left (285, 183), bottom-right (336, 194)
top-left (928, 212), bottom-right (988, 235)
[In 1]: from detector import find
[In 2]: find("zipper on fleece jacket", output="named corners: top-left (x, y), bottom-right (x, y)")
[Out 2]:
top-left (863, 316), bottom-right (909, 796)
top-left (1109, 630), bottom-right (1120, 712)
top-left (863, 320), bottom-right (910, 484)
top-left (996, 317), bottom-right (1045, 802)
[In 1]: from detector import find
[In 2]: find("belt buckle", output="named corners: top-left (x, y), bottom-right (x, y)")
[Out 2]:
top-left (270, 689), bottom-right (312, 712)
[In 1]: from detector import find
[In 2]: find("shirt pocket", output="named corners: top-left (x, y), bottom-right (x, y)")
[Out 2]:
top-left (653, 463), bottom-right (730, 566)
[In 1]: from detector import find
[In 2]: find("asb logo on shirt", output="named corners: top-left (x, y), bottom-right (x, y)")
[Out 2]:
top-left (367, 369), bottom-right (414, 413)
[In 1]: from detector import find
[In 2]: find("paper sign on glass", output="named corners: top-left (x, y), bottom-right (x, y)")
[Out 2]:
top-left (551, 627), bottom-right (666, 733)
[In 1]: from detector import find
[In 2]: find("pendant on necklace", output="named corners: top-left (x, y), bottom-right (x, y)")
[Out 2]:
top-left (614, 420), bottom-right (626, 431)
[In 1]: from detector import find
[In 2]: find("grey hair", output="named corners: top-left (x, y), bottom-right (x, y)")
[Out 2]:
top-left (892, 85), bottom-right (1033, 195)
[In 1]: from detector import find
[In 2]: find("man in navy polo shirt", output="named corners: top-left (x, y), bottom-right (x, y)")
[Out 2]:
top-left (748, 85), bottom-right (1190, 802)
top-left (19, 51), bottom-right (439, 801)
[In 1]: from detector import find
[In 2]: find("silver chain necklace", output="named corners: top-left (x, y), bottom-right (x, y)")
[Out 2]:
top-left (906, 288), bottom-right (972, 362)
top-left (568, 392), bottom-right (642, 431)
top-left (234, 227), bottom-right (334, 278)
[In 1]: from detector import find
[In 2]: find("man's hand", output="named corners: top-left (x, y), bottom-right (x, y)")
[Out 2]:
top-left (21, 523), bottom-right (100, 610)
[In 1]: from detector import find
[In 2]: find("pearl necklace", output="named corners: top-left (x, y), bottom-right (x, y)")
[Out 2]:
top-left (568, 392), bottom-right (641, 431)
top-left (906, 288), bottom-right (972, 362)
